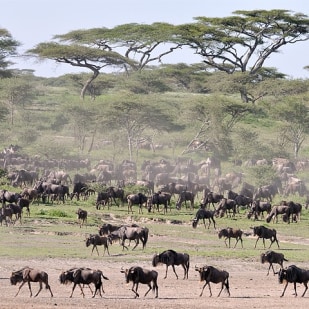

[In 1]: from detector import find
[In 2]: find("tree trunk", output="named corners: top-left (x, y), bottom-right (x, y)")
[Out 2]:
top-left (80, 70), bottom-right (99, 100)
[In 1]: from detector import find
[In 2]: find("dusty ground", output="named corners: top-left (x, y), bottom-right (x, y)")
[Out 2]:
top-left (1, 255), bottom-right (309, 309)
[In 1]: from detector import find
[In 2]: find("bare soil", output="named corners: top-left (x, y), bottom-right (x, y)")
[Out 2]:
top-left (1, 254), bottom-right (309, 308)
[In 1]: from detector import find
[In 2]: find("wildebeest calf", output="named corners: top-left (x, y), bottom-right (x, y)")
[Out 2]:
top-left (218, 227), bottom-right (243, 248)
top-left (261, 250), bottom-right (288, 276)
top-left (86, 234), bottom-right (112, 256)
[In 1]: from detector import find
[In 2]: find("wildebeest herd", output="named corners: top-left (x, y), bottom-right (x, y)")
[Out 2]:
top-left (8, 248), bottom-right (309, 299)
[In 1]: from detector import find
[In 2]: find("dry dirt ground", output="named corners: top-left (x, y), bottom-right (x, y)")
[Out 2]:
top-left (1, 256), bottom-right (309, 309)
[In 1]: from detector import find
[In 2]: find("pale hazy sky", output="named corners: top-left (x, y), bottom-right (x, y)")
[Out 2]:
top-left (1, 0), bottom-right (308, 78)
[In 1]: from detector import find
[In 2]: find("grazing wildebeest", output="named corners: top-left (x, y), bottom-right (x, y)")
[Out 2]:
top-left (152, 249), bottom-right (190, 279)
top-left (59, 267), bottom-right (109, 298)
top-left (76, 208), bottom-right (87, 227)
top-left (86, 234), bottom-right (112, 256)
top-left (120, 266), bottom-right (158, 298)
top-left (192, 207), bottom-right (216, 229)
top-left (278, 265), bottom-right (309, 297)
top-left (195, 265), bottom-right (230, 297)
top-left (175, 191), bottom-right (195, 210)
top-left (218, 228), bottom-right (243, 248)
top-left (248, 200), bottom-right (271, 220)
top-left (215, 198), bottom-right (236, 218)
top-left (252, 225), bottom-right (279, 249)
top-left (118, 225), bottom-right (149, 250)
top-left (261, 250), bottom-right (288, 276)
top-left (10, 267), bottom-right (53, 297)
top-left (202, 192), bottom-right (223, 209)
top-left (127, 193), bottom-right (148, 214)
top-left (266, 205), bottom-right (290, 224)
top-left (234, 194), bottom-right (252, 211)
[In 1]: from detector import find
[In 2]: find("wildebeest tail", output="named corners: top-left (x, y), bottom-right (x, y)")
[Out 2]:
top-left (225, 277), bottom-right (230, 291)
top-left (142, 227), bottom-right (149, 248)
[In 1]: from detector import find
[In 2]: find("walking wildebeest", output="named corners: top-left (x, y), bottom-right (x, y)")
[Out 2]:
top-left (152, 249), bottom-right (190, 279)
top-left (59, 267), bottom-right (109, 298)
top-left (85, 234), bottom-right (112, 256)
top-left (192, 207), bottom-right (216, 229)
top-left (120, 266), bottom-right (158, 298)
top-left (118, 225), bottom-right (149, 250)
top-left (252, 225), bottom-right (279, 249)
top-left (278, 265), bottom-right (309, 297)
top-left (218, 227), bottom-right (243, 248)
top-left (10, 267), bottom-right (53, 297)
top-left (195, 265), bottom-right (230, 297)
top-left (261, 250), bottom-right (288, 276)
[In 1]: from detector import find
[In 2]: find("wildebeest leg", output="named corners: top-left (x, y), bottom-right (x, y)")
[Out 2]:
top-left (171, 265), bottom-right (179, 279)
top-left (132, 238), bottom-right (139, 250)
top-left (34, 281), bottom-right (43, 297)
top-left (181, 264), bottom-right (187, 279)
top-left (301, 282), bottom-right (308, 297)
top-left (267, 263), bottom-right (273, 276)
top-left (105, 244), bottom-right (110, 256)
top-left (132, 282), bottom-right (139, 298)
top-left (280, 282), bottom-right (289, 297)
top-left (217, 282), bottom-right (225, 297)
top-left (200, 282), bottom-right (208, 297)
top-left (144, 283), bottom-right (152, 297)
top-left (293, 282), bottom-right (298, 296)
top-left (254, 237), bottom-right (260, 249)
top-left (70, 283), bottom-right (85, 298)
top-left (15, 281), bottom-right (27, 297)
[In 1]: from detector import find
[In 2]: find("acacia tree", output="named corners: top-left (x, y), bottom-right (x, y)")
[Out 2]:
top-left (271, 98), bottom-right (309, 158)
top-left (176, 10), bottom-right (309, 102)
top-left (99, 94), bottom-right (183, 161)
top-left (183, 97), bottom-right (256, 158)
top-left (0, 28), bottom-right (20, 77)
top-left (27, 23), bottom-right (180, 99)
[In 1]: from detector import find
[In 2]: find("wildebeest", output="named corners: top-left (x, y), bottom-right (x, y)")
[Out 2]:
top-left (266, 205), bottom-right (290, 224)
top-left (202, 192), bottom-right (223, 209)
top-left (6, 203), bottom-right (22, 224)
top-left (261, 250), bottom-right (288, 276)
top-left (0, 205), bottom-right (13, 226)
top-left (175, 191), bottom-right (195, 210)
top-left (76, 208), bottom-right (87, 228)
top-left (218, 228), bottom-right (243, 248)
top-left (98, 223), bottom-right (121, 236)
top-left (195, 265), bottom-right (230, 297)
top-left (17, 197), bottom-right (30, 217)
top-left (0, 189), bottom-right (22, 205)
top-left (147, 191), bottom-right (171, 214)
top-left (126, 193), bottom-right (148, 214)
top-left (152, 249), bottom-right (190, 279)
top-left (86, 234), bottom-right (112, 256)
top-left (254, 186), bottom-right (273, 202)
top-left (59, 267), bottom-right (109, 298)
top-left (120, 266), bottom-right (158, 298)
top-left (278, 265), bottom-right (309, 297)
top-left (118, 225), bottom-right (149, 250)
top-left (215, 198), bottom-right (236, 218)
top-left (192, 207), bottom-right (216, 229)
top-left (248, 200), bottom-right (271, 220)
top-left (10, 267), bottom-right (53, 297)
top-left (252, 225), bottom-right (279, 249)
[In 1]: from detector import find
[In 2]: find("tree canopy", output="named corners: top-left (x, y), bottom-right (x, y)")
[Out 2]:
top-left (0, 28), bottom-right (20, 77)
